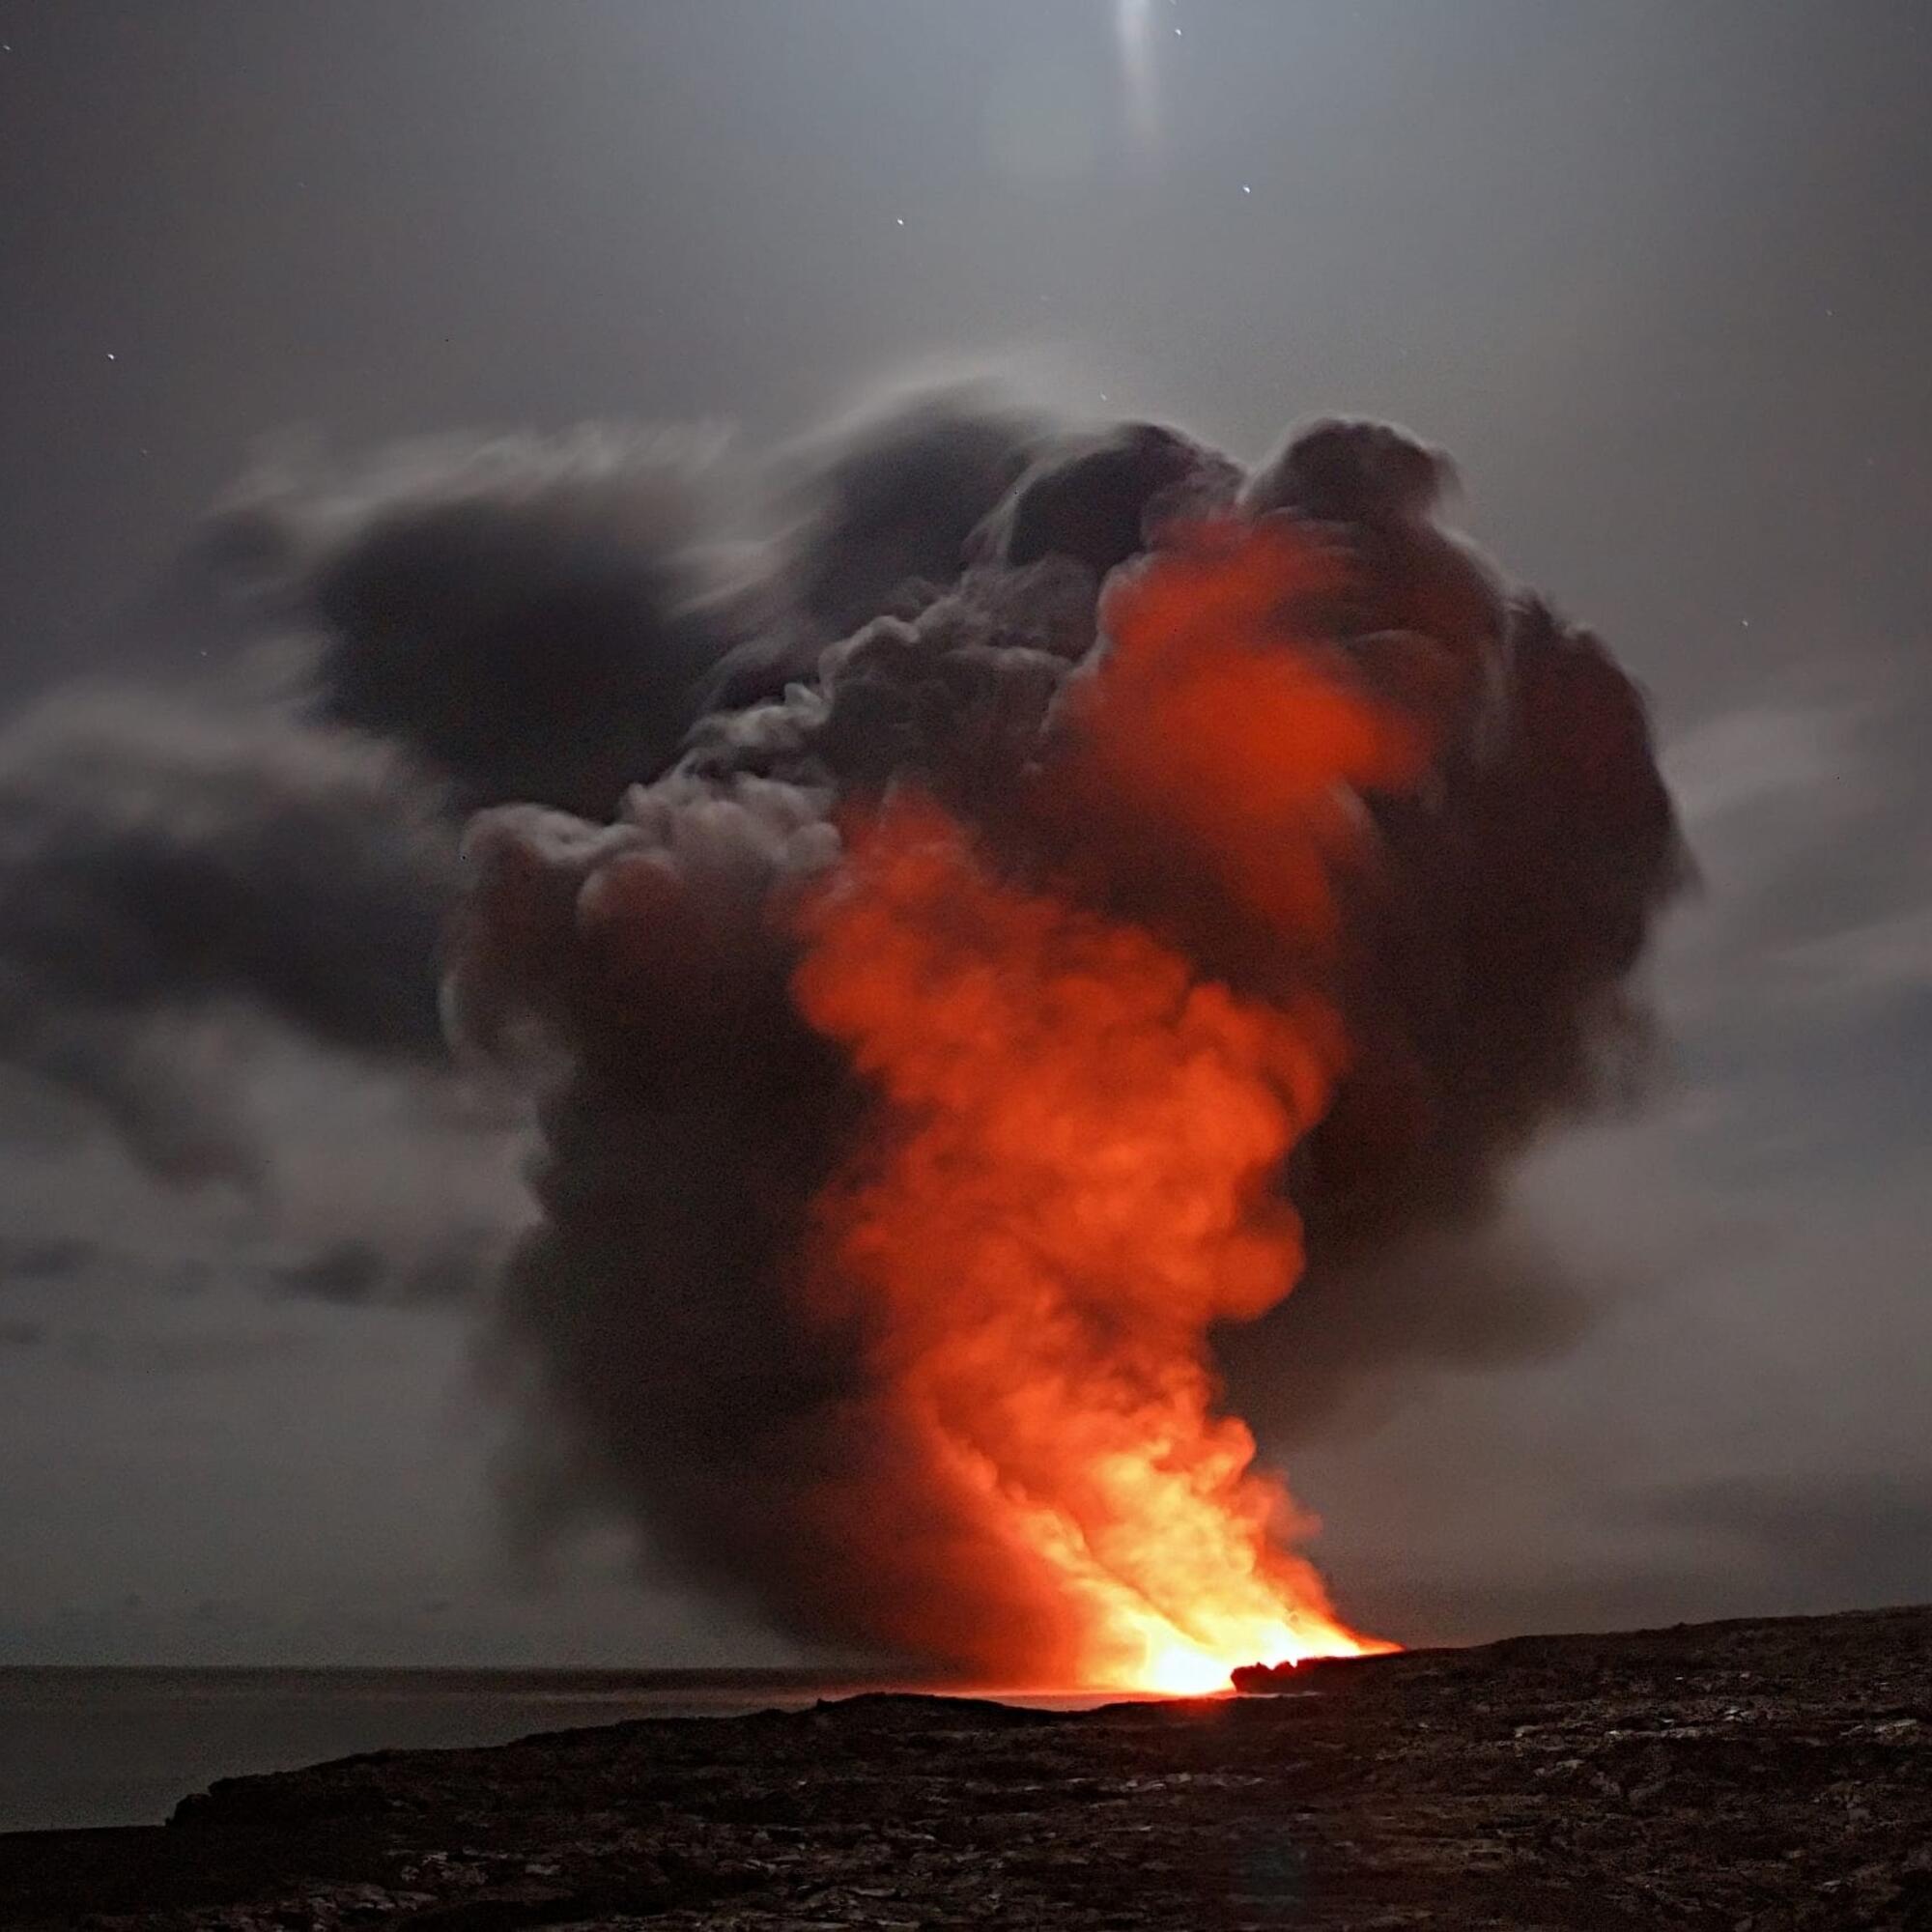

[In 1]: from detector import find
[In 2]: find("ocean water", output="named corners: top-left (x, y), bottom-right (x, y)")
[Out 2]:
top-left (0, 1667), bottom-right (898, 1833)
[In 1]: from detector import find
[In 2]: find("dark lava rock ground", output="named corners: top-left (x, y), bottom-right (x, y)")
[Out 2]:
top-left (3, 1606), bottom-right (1929, 1930)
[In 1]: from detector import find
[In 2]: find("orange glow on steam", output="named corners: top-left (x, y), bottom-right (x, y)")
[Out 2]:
top-left (792, 521), bottom-right (1421, 1691)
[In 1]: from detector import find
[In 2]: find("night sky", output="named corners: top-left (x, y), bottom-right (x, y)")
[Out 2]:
top-left (1, 0), bottom-right (1928, 1664)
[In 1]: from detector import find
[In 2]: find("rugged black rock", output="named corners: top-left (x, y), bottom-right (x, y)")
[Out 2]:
top-left (3, 1606), bottom-right (1928, 1929)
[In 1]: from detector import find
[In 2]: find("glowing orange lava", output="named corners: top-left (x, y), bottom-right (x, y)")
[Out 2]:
top-left (791, 520), bottom-right (1423, 1692)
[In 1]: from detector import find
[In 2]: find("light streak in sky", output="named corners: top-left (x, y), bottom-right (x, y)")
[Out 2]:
top-left (1116, 0), bottom-right (1161, 146)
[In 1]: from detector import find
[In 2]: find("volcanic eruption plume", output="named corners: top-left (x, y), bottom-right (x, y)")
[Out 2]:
top-left (787, 525), bottom-right (1425, 1690)
top-left (0, 374), bottom-right (1680, 1684)
top-left (445, 403), bottom-right (1683, 1690)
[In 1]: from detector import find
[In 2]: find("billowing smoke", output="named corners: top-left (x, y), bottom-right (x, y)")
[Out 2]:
top-left (213, 427), bottom-right (747, 817)
top-left (442, 398), bottom-right (1684, 1680)
top-left (0, 384), bottom-right (1680, 1672)
top-left (0, 428), bottom-right (752, 1188)
top-left (0, 688), bottom-right (455, 1185)
top-left (696, 383), bottom-right (1049, 711)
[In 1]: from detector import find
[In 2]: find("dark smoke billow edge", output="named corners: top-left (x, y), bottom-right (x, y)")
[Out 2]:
top-left (0, 386), bottom-right (1682, 1670)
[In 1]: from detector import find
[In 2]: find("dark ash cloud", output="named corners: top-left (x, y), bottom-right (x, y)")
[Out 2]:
top-left (698, 384), bottom-right (1050, 714)
top-left (248, 431), bottom-right (745, 820)
top-left (448, 401), bottom-right (1685, 1672)
top-left (0, 384), bottom-right (1686, 1672)
top-left (0, 686), bottom-right (455, 1183)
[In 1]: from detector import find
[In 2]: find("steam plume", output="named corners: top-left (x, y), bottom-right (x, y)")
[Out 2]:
top-left (446, 403), bottom-right (1684, 1678)
top-left (0, 384), bottom-right (1681, 1669)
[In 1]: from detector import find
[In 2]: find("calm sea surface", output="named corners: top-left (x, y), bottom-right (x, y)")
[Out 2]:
top-left (0, 1667), bottom-right (916, 1833)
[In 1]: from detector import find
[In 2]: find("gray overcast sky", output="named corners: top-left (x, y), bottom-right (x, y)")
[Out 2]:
top-left (0, 0), bottom-right (1928, 1663)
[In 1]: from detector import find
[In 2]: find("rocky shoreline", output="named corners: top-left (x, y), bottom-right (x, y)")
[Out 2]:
top-left (3, 1605), bottom-right (1928, 1929)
